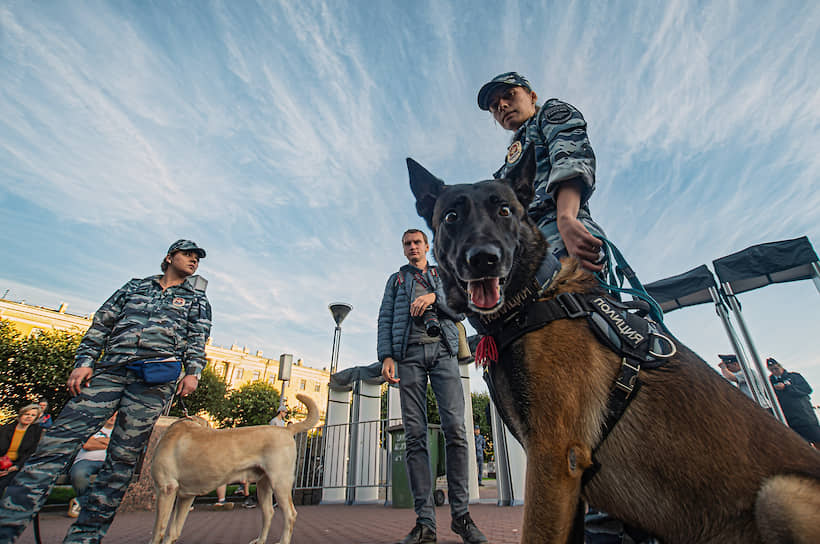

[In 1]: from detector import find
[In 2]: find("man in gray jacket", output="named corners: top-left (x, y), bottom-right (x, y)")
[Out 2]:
top-left (378, 229), bottom-right (487, 544)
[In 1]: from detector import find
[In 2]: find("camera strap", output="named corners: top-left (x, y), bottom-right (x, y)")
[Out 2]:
top-left (413, 271), bottom-right (432, 290)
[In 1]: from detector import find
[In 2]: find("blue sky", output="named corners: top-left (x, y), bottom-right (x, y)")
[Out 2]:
top-left (1, 1), bottom-right (819, 400)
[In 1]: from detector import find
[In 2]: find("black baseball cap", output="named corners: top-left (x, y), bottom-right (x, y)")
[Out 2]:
top-left (718, 354), bottom-right (738, 363)
top-left (167, 239), bottom-right (206, 259)
top-left (766, 357), bottom-right (780, 367)
top-left (477, 72), bottom-right (533, 111)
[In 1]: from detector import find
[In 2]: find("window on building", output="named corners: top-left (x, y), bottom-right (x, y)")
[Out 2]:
top-left (299, 379), bottom-right (306, 390)
top-left (268, 376), bottom-right (276, 383)
top-left (235, 368), bottom-right (244, 379)
top-left (253, 371), bottom-right (260, 380)
top-left (314, 383), bottom-right (321, 392)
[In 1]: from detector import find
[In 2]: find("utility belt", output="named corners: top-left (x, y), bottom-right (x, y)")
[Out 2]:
top-left (90, 357), bottom-right (182, 385)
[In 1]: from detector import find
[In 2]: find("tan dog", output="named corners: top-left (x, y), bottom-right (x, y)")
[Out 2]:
top-left (408, 149), bottom-right (820, 543)
top-left (149, 393), bottom-right (320, 544)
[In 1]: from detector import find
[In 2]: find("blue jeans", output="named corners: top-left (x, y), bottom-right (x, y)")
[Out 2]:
top-left (70, 460), bottom-right (104, 509)
top-left (398, 342), bottom-right (469, 529)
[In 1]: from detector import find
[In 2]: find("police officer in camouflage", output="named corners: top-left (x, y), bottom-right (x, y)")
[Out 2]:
top-left (478, 74), bottom-right (659, 544)
top-left (478, 72), bottom-right (607, 273)
top-left (0, 240), bottom-right (212, 544)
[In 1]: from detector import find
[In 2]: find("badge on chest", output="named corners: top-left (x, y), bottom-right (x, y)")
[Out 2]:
top-left (506, 141), bottom-right (523, 165)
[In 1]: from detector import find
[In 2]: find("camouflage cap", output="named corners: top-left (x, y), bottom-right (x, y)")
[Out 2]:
top-left (477, 72), bottom-right (533, 111)
top-left (167, 239), bottom-right (206, 258)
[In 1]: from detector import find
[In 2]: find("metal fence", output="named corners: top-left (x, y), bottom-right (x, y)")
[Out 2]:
top-left (292, 418), bottom-right (401, 504)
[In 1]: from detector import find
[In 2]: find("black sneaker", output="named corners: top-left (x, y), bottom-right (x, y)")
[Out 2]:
top-left (399, 523), bottom-right (437, 544)
top-left (242, 496), bottom-right (257, 509)
top-left (451, 513), bottom-right (488, 544)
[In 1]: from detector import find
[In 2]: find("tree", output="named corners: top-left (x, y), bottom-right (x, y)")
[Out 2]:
top-left (168, 365), bottom-right (228, 419)
top-left (217, 380), bottom-right (281, 428)
top-left (0, 320), bottom-right (81, 417)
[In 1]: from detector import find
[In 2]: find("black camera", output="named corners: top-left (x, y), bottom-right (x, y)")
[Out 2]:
top-left (422, 308), bottom-right (440, 337)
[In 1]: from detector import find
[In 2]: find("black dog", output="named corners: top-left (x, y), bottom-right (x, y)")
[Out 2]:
top-left (407, 146), bottom-right (820, 544)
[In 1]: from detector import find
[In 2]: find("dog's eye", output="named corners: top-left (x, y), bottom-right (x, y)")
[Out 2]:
top-left (444, 211), bottom-right (458, 223)
top-left (499, 205), bottom-right (511, 217)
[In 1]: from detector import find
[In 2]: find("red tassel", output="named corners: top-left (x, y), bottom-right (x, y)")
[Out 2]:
top-left (475, 336), bottom-right (498, 367)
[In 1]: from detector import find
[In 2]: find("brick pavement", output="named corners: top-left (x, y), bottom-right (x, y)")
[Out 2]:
top-left (20, 502), bottom-right (523, 544)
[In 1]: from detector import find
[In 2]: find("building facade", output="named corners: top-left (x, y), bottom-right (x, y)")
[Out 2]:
top-left (0, 299), bottom-right (330, 422)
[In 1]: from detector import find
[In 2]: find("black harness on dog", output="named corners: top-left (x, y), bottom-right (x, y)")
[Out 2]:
top-left (470, 253), bottom-right (676, 484)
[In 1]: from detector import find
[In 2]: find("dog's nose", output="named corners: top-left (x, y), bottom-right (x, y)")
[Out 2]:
top-left (466, 245), bottom-right (502, 274)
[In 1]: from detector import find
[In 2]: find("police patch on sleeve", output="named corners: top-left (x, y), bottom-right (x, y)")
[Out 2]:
top-left (506, 141), bottom-right (523, 164)
top-left (544, 103), bottom-right (573, 124)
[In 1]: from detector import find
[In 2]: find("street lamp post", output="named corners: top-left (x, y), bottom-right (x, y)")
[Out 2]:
top-left (325, 303), bottom-right (353, 424)
top-left (328, 303), bottom-right (353, 377)
top-left (278, 353), bottom-right (293, 410)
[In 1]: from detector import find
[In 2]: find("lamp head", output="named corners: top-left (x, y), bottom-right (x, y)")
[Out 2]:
top-left (329, 302), bottom-right (353, 326)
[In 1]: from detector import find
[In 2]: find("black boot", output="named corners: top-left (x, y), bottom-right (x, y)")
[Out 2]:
top-left (399, 523), bottom-right (437, 544)
top-left (451, 513), bottom-right (488, 544)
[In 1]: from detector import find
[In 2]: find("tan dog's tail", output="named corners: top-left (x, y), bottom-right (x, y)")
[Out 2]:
top-left (288, 394), bottom-right (321, 434)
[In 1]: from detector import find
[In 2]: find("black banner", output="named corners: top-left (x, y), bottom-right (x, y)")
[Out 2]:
top-left (712, 236), bottom-right (818, 294)
top-left (644, 264), bottom-right (716, 313)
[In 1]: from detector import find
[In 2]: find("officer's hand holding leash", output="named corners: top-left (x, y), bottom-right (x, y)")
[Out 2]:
top-left (176, 374), bottom-right (199, 396)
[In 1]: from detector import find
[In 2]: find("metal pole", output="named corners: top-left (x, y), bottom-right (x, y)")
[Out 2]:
top-left (721, 284), bottom-right (788, 425)
top-left (324, 325), bottom-right (342, 425)
top-left (330, 325), bottom-right (342, 376)
top-left (811, 262), bottom-right (820, 295)
top-left (489, 401), bottom-right (513, 506)
top-left (708, 287), bottom-right (764, 406)
top-left (346, 381), bottom-right (360, 505)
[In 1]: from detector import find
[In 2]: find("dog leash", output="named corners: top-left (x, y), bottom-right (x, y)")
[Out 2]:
top-left (593, 235), bottom-right (666, 327)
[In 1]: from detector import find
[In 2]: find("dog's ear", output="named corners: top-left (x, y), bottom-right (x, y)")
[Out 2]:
top-left (407, 158), bottom-right (444, 229)
top-left (506, 145), bottom-right (536, 208)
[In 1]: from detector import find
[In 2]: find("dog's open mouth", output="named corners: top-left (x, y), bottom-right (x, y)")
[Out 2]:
top-left (467, 277), bottom-right (503, 312)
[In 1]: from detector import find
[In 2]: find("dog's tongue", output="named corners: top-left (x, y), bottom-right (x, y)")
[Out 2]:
top-left (468, 278), bottom-right (501, 309)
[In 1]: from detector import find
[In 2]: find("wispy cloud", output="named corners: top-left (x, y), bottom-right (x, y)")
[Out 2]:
top-left (1, 1), bottom-right (819, 392)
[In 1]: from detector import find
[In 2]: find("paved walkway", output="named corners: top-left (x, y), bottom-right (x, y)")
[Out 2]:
top-left (21, 504), bottom-right (523, 544)
top-left (20, 483), bottom-right (524, 543)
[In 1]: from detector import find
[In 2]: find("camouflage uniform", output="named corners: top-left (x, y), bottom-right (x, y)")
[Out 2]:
top-left (493, 98), bottom-right (607, 258)
top-left (0, 273), bottom-right (211, 544)
top-left (480, 76), bottom-right (657, 544)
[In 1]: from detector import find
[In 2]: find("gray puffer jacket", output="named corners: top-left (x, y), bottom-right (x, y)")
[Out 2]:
top-left (377, 264), bottom-right (463, 363)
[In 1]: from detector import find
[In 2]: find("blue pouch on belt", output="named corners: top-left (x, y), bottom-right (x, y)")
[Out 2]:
top-left (126, 357), bottom-right (182, 384)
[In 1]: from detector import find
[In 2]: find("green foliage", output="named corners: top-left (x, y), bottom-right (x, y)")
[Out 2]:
top-left (0, 320), bottom-right (82, 417)
top-left (169, 365), bottom-right (228, 419)
top-left (217, 380), bottom-right (281, 428)
top-left (471, 392), bottom-right (494, 461)
top-left (425, 383), bottom-right (440, 424)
